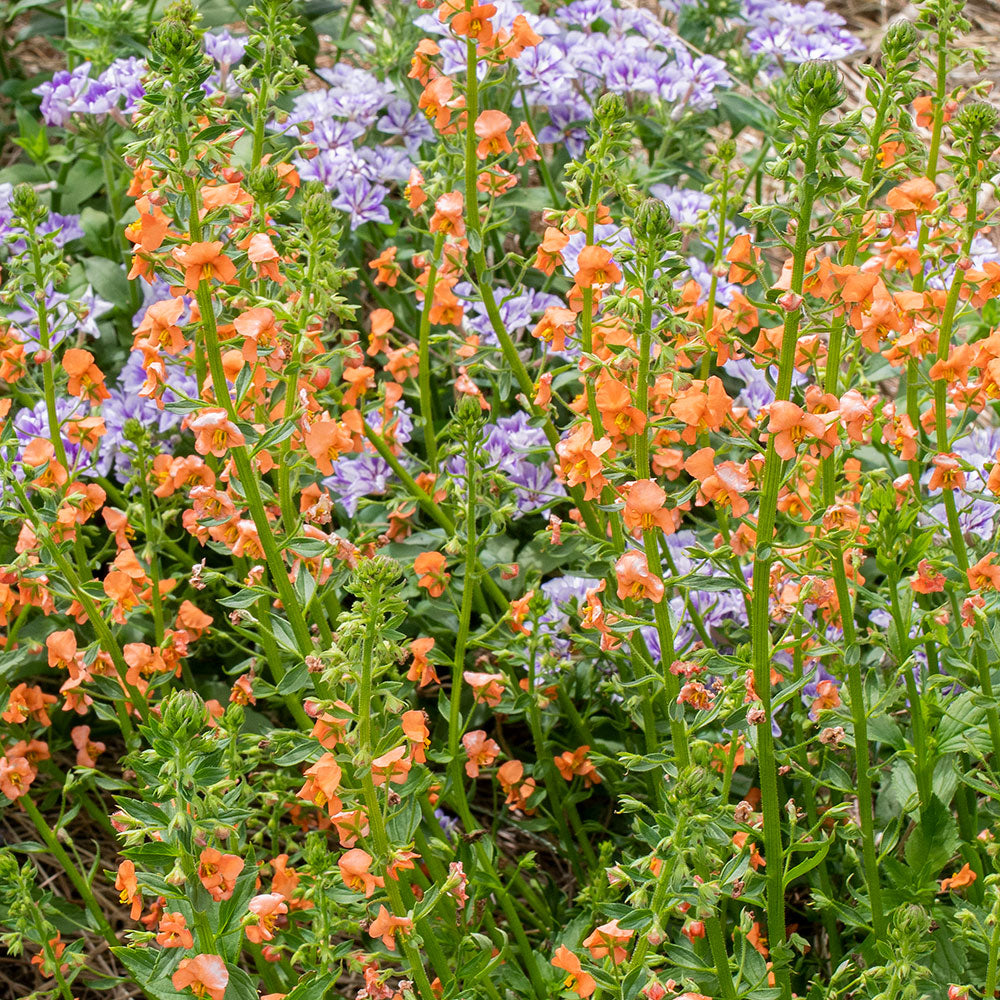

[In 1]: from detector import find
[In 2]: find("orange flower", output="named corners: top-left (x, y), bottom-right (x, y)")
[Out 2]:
top-left (172, 954), bottom-right (229, 1000)
top-left (474, 110), bottom-right (512, 158)
top-left (462, 730), bottom-right (500, 777)
top-left (556, 423), bottom-right (612, 500)
top-left (534, 227), bottom-right (569, 275)
top-left (372, 745), bottom-right (412, 786)
top-left (583, 920), bottom-right (633, 964)
top-left (157, 911), bottom-right (194, 949)
top-left (429, 191), bottom-right (465, 237)
top-left (463, 671), bottom-right (505, 707)
top-left (725, 233), bottom-right (760, 285)
top-left (597, 377), bottom-right (645, 437)
top-left (614, 550), bottom-right (663, 603)
top-left (407, 636), bottom-right (440, 688)
top-left (245, 232), bottom-right (284, 284)
top-left (554, 746), bottom-right (600, 787)
top-left (683, 447), bottom-right (751, 518)
top-left (401, 709), bottom-right (430, 763)
top-left (419, 77), bottom-right (456, 131)
top-left (928, 453), bottom-right (965, 492)
top-left (304, 418), bottom-right (352, 474)
top-left (911, 560), bottom-right (946, 594)
top-left (246, 893), bottom-right (288, 944)
top-left (198, 848), bottom-right (244, 902)
top-left (531, 306), bottom-right (576, 352)
top-left (368, 904), bottom-right (413, 950)
top-left (575, 245), bottom-right (621, 289)
top-left (298, 753), bottom-right (343, 812)
top-left (622, 480), bottom-right (673, 534)
top-left (497, 759), bottom-right (537, 812)
top-left (71, 725), bottom-right (106, 767)
top-left (0, 755), bottom-right (35, 800)
top-left (171, 242), bottom-right (238, 291)
top-left (339, 848), bottom-right (383, 897)
top-left (3, 683), bottom-right (56, 726)
top-left (940, 862), bottom-right (977, 892)
top-left (414, 551), bottom-right (449, 597)
top-left (450, 2), bottom-right (496, 42)
top-left (551, 945), bottom-right (595, 998)
top-left (63, 348), bottom-right (110, 403)
top-left (766, 401), bottom-right (827, 461)
top-left (968, 552), bottom-right (1000, 591)
top-left (115, 860), bottom-right (143, 920)
top-left (669, 377), bottom-right (732, 444)
top-left (190, 408), bottom-right (245, 458)
top-left (369, 246), bottom-right (400, 286)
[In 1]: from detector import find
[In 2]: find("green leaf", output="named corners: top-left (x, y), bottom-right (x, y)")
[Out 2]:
top-left (82, 257), bottom-right (129, 309)
top-left (276, 661), bottom-right (310, 695)
top-left (284, 973), bottom-right (337, 1000)
top-left (904, 796), bottom-right (960, 885)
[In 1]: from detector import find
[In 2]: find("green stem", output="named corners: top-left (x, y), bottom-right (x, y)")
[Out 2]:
top-left (748, 110), bottom-right (828, 987)
top-left (22, 796), bottom-right (119, 948)
top-left (417, 232), bottom-right (445, 471)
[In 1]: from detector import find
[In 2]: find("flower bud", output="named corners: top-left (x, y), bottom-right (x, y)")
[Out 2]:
top-left (247, 164), bottom-right (282, 201)
top-left (788, 60), bottom-right (845, 116)
top-left (594, 92), bottom-right (627, 129)
top-left (160, 689), bottom-right (208, 740)
top-left (957, 100), bottom-right (999, 139)
top-left (151, 0), bottom-right (201, 61)
top-left (11, 184), bottom-right (44, 226)
top-left (632, 197), bottom-right (673, 243)
top-left (882, 19), bottom-right (919, 63)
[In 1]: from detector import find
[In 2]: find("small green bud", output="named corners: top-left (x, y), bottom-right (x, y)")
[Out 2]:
top-left (10, 184), bottom-right (43, 226)
top-left (788, 61), bottom-right (845, 116)
top-left (302, 183), bottom-right (336, 235)
top-left (716, 138), bottom-right (737, 162)
top-left (957, 100), bottom-right (999, 138)
top-left (349, 554), bottom-right (402, 595)
top-left (0, 854), bottom-right (19, 884)
top-left (151, 1), bottom-right (201, 61)
top-left (594, 92), bottom-right (627, 128)
top-left (632, 197), bottom-right (673, 243)
top-left (122, 418), bottom-right (145, 444)
top-left (882, 19), bottom-right (919, 62)
top-left (160, 689), bottom-right (208, 740)
top-left (248, 164), bottom-right (282, 201)
top-left (455, 393), bottom-right (486, 428)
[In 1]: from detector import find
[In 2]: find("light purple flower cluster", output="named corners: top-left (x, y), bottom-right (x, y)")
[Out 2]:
top-left (204, 29), bottom-right (249, 97)
top-left (483, 412), bottom-right (566, 515)
top-left (33, 58), bottom-right (146, 127)
top-left (742, 0), bottom-right (862, 66)
top-left (456, 282), bottom-right (564, 348)
top-left (284, 66), bottom-right (431, 230)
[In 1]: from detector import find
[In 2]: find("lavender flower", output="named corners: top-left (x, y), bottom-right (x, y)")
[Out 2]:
top-left (324, 454), bottom-right (393, 516)
top-left (331, 178), bottom-right (392, 230)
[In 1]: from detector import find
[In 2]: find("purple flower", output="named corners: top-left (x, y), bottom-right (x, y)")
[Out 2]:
top-left (331, 178), bottom-right (391, 230)
top-left (743, 0), bottom-right (862, 63)
top-left (205, 29), bottom-right (248, 66)
top-left (6, 286), bottom-right (112, 349)
top-left (324, 453), bottom-right (393, 516)
top-left (377, 99), bottom-right (434, 155)
top-left (100, 57), bottom-right (146, 113)
top-left (34, 64), bottom-right (94, 126)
